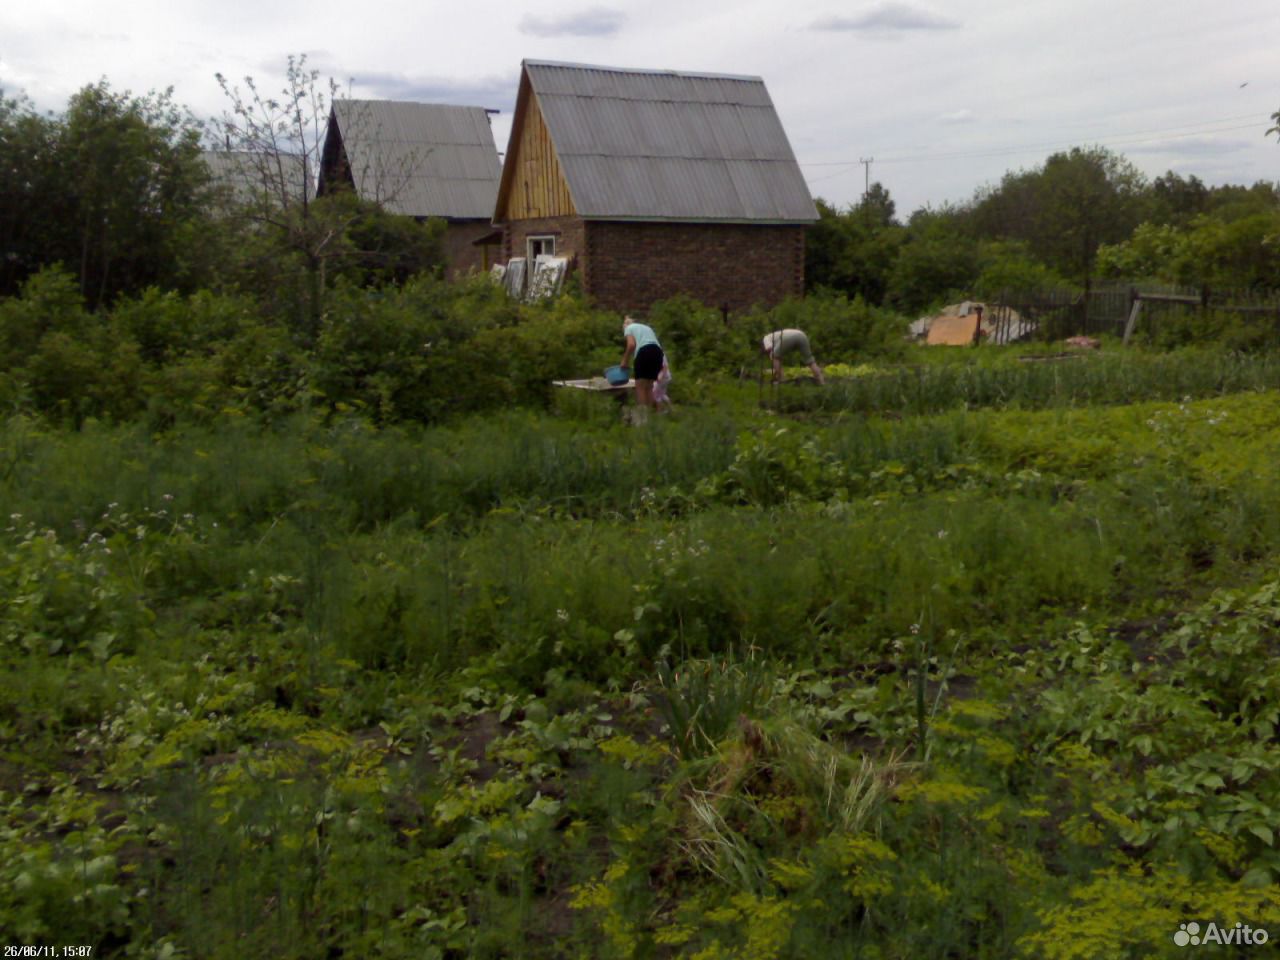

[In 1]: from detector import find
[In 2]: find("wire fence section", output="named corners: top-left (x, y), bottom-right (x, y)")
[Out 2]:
top-left (986, 283), bottom-right (1280, 346)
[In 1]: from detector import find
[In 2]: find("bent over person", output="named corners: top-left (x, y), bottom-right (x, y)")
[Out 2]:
top-left (762, 328), bottom-right (825, 384)
top-left (620, 316), bottom-right (665, 409)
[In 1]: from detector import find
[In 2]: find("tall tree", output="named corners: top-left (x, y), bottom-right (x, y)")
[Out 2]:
top-left (213, 55), bottom-right (440, 341)
top-left (63, 82), bottom-right (211, 306)
top-left (1149, 171), bottom-right (1209, 226)
top-left (806, 187), bottom-right (903, 304)
top-left (0, 92), bottom-right (62, 298)
top-left (213, 55), bottom-right (336, 339)
top-left (1204, 181), bottom-right (1280, 221)
top-left (0, 83), bottom-right (210, 306)
top-left (859, 182), bottom-right (897, 228)
top-left (886, 207), bottom-right (980, 313)
top-left (970, 147), bottom-right (1148, 283)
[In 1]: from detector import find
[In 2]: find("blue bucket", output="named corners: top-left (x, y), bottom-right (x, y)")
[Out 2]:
top-left (604, 365), bottom-right (629, 385)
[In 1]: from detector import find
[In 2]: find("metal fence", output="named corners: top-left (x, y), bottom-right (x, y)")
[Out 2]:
top-left (986, 283), bottom-right (1280, 346)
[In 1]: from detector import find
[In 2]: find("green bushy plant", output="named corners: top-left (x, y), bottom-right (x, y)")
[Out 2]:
top-left (0, 523), bottom-right (154, 660)
top-left (645, 295), bottom-right (747, 377)
top-left (313, 276), bottom-right (614, 422)
top-left (0, 266), bottom-right (91, 367)
top-left (109, 287), bottom-right (262, 365)
top-left (749, 290), bottom-right (909, 363)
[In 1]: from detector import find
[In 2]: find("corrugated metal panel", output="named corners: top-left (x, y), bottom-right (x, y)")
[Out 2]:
top-left (202, 150), bottom-right (312, 206)
top-left (526, 61), bottom-right (773, 106)
top-left (562, 156), bottom-right (815, 222)
top-left (331, 100), bottom-right (501, 219)
top-left (522, 61), bottom-right (816, 223)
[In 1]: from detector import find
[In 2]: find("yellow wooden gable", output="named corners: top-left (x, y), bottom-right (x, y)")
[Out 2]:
top-left (494, 70), bottom-right (577, 221)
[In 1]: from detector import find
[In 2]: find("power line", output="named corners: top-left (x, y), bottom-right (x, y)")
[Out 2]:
top-left (887, 121), bottom-right (1264, 164)
top-left (801, 111), bottom-right (1269, 166)
top-left (800, 111), bottom-right (1272, 185)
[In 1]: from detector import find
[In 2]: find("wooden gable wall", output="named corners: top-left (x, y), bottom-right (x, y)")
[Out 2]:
top-left (317, 110), bottom-right (352, 198)
top-left (494, 72), bottom-right (576, 221)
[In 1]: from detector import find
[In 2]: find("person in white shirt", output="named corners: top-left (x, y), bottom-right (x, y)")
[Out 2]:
top-left (761, 329), bottom-right (824, 384)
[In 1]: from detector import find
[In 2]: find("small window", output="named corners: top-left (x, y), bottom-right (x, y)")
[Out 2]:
top-left (527, 235), bottom-right (556, 261)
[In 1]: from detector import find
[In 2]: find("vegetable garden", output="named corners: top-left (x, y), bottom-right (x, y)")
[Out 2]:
top-left (6, 328), bottom-right (1280, 958)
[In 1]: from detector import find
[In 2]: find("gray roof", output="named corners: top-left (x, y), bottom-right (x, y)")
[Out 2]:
top-left (522, 60), bottom-right (817, 223)
top-left (329, 100), bottom-right (501, 220)
top-left (202, 150), bottom-right (312, 209)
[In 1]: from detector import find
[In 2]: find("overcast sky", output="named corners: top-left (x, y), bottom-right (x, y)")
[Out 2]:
top-left (3, 0), bottom-right (1277, 217)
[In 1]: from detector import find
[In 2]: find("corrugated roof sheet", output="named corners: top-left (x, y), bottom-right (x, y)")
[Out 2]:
top-left (330, 100), bottom-right (501, 220)
top-left (202, 150), bottom-right (311, 207)
top-left (523, 60), bottom-right (817, 223)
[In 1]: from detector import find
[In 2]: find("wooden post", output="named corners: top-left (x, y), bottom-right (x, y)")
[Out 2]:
top-left (1082, 276), bottom-right (1091, 337)
top-left (1122, 295), bottom-right (1143, 346)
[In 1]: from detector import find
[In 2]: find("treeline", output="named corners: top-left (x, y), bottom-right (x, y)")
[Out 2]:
top-left (0, 79), bottom-right (599, 427)
top-left (807, 146), bottom-right (1280, 313)
top-left (0, 264), bottom-right (911, 428)
top-left (0, 79), bottom-right (443, 320)
top-left (4, 77), bottom-right (1280, 429)
top-left (0, 266), bottom-right (610, 427)
top-left (0, 75), bottom-right (915, 429)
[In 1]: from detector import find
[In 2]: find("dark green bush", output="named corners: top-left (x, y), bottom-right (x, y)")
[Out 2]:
top-left (313, 275), bottom-right (616, 422)
top-left (109, 287), bottom-right (261, 364)
top-left (0, 266), bottom-right (90, 369)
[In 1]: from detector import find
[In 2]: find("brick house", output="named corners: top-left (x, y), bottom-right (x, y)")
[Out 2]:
top-left (493, 60), bottom-right (819, 315)
top-left (318, 100), bottom-right (503, 278)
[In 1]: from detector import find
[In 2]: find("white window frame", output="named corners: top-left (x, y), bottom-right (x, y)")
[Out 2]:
top-left (526, 235), bottom-right (556, 261)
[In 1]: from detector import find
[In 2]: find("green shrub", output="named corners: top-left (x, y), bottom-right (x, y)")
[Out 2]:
top-left (0, 524), bottom-right (154, 660)
top-left (109, 287), bottom-right (261, 365)
top-left (745, 291), bottom-right (909, 365)
top-left (0, 265), bottom-right (90, 368)
top-left (314, 277), bottom-right (616, 422)
top-left (645, 295), bottom-right (746, 377)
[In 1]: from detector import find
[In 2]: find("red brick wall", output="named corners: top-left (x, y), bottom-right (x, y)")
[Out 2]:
top-left (583, 221), bottom-right (806, 315)
top-left (441, 221), bottom-right (501, 280)
top-left (496, 218), bottom-right (807, 313)
top-left (501, 216), bottom-right (586, 269)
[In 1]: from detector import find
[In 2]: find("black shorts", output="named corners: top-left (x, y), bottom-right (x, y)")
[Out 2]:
top-left (633, 343), bottom-right (664, 381)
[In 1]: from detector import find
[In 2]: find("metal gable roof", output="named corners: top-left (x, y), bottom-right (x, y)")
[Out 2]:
top-left (330, 100), bottom-right (501, 220)
top-left (522, 60), bottom-right (817, 223)
top-left (202, 150), bottom-right (312, 207)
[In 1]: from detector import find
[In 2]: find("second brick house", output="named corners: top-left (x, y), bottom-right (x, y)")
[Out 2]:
top-left (493, 59), bottom-right (818, 315)
top-left (318, 100), bottom-right (503, 278)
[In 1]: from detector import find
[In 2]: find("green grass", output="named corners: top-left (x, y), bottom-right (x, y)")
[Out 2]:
top-left (776, 345), bottom-right (1280, 417)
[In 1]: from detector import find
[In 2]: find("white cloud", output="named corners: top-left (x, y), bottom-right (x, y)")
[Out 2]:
top-left (1, 0), bottom-right (1277, 217)
top-left (519, 7), bottom-right (627, 38)
top-left (326, 69), bottom-right (516, 110)
top-left (812, 2), bottom-right (960, 33)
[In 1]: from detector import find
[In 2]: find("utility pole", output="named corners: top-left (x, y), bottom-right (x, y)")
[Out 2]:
top-left (859, 157), bottom-right (873, 223)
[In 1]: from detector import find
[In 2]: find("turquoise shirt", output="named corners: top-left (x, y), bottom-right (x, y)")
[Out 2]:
top-left (624, 322), bottom-right (661, 353)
